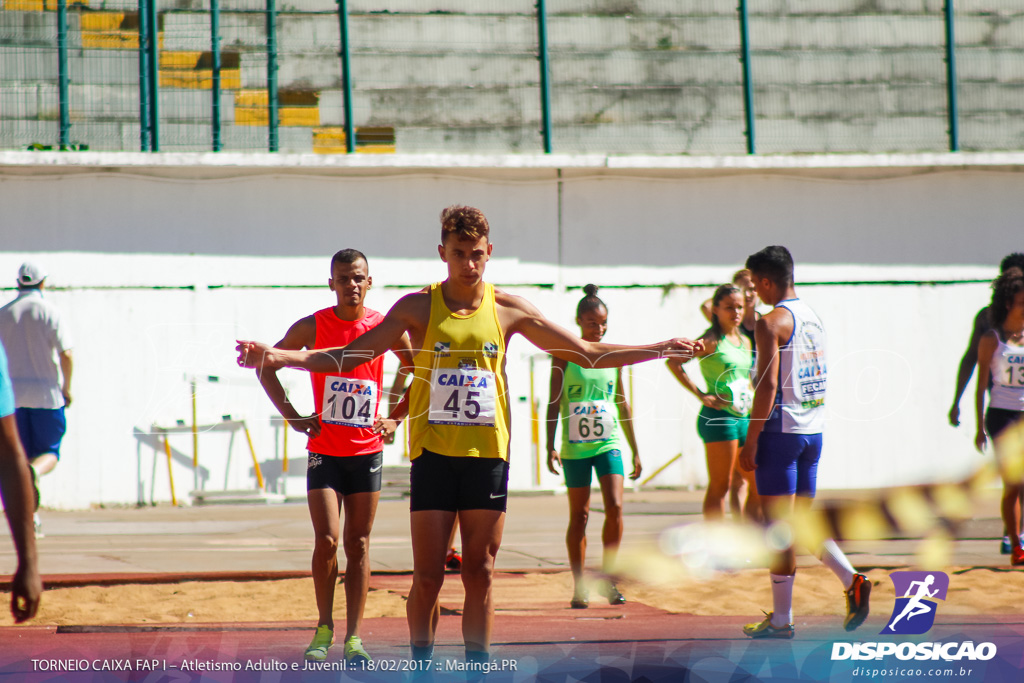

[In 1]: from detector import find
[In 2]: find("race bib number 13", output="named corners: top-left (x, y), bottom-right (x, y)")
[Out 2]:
top-left (322, 377), bottom-right (377, 428)
top-left (428, 368), bottom-right (497, 427)
top-left (568, 401), bottom-right (616, 444)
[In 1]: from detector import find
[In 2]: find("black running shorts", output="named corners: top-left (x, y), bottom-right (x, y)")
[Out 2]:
top-left (986, 407), bottom-right (1024, 441)
top-left (306, 451), bottom-right (383, 495)
top-left (409, 449), bottom-right (509, 512)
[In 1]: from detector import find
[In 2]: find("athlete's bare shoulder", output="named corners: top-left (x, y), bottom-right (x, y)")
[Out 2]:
top-left (494, 287), bottom-right (534, 310)
top-left (277, 314), bottom-right (316, 350)
top-left (379, 290), bottom-right (429, 333)
top-left (294, 313), bottom-right (317, 331)
top-left (392, 290), bottom-right (431, 315)
top-left (757, 307), bottom-right (793, 345)
top-left (979, 327), bottom-right (999, 345)
top-left (759, 306), bottom-right (790, 326)
top-left (494, 288), bottom-right (543, 331)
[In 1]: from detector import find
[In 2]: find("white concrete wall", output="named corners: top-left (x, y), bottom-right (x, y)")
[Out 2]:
top-left (0, 252), bottom-right (997, 509)
top-left (1, 151), bottom-right (1023, 266)
top-left (0, 152), bottom-right (1019, 508)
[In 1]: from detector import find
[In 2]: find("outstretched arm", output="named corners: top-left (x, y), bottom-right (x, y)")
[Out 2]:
top-left (951, 308), bottom-right (989, 426)
top-left (504, 295), bottom-right (701, 368)
top-left (238, 293), bottom-right (424, 374)
top-left (0, 414), bottom-right (41, 622)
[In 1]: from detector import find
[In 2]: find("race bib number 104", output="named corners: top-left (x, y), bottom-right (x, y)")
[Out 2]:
top-left (322, 377), bottom-right (377, 428)
top-left (428, 368), bottom-right (497, 427)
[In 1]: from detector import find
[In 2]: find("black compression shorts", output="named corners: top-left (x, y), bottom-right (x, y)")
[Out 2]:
top-left (409, 449), bottom-right (509, 512)
top-left (306, 450), bottom-right (383, 495)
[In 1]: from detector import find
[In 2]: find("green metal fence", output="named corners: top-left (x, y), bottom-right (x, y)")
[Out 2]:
top-left (1, 1), bottom-right (1021, 154)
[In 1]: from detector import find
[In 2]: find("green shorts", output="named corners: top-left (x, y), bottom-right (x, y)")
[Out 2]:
top-left (562, 449), bottom-right (624, 489)
top-left (697, 406), bottom-right (748, 445)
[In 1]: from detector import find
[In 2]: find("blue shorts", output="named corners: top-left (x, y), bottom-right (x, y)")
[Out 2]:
top-left (562, 449), bottom-right (624, 489)
top-left (754, 432), bottom-right (822, 497)
top-left (15, 407), bottom-right (66, 461)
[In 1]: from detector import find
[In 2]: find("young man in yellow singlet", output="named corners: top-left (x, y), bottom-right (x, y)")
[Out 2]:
top-left (237, 206), bottom-right (701, 666)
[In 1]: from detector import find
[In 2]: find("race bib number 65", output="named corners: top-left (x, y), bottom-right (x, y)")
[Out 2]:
top-left (428, 368), bottom-right (497, 427)
top-left (568, 400), bottom-right (616, 444)
top-left (322, 377), bottom-right (377, 428)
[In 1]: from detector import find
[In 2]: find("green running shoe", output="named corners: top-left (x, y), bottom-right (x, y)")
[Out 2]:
top-left (743, 611), bottom-right (795, 639)
top-left (304, 625), bottom-right (334, 661)
top-left (344, 635), bottom-right (371, 665)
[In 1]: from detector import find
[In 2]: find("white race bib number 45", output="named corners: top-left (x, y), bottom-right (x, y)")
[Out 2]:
top-left (322, 377), bottom-right (377, 428)
top-left (568, 401), bottom-right (616, 444)
top-left (428, 368), bottom-right (497, 427)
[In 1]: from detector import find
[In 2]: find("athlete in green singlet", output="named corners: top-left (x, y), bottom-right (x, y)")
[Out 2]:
top-left (669, 283), bottom-right (760, 520)
top-left (547, 285), bottom-right (640, 608)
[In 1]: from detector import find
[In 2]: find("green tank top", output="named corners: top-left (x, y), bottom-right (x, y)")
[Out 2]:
top-left (559, 363), bottom-right (626, 459)
top-left (698, 335), bottom-right (754, 417)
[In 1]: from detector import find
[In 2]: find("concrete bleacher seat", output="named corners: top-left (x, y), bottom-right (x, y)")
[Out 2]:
top-left (1, 0), bottom-right (1021, 153)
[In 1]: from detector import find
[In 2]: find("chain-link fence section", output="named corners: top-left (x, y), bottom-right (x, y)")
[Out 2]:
top-left (348, 1), bottom-right (541, 154)
top-left (1, 0), bottom-right (1021, 154)
top-left (548, 1), bottom-right (746, 155)
top-left (956, 0), bottom-right (1024, 152)
top-left (749, 5), bottom-right (948, 154)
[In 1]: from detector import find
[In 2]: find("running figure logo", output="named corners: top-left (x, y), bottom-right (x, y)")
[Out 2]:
top-left (883, 571), bottom-right (949, 635)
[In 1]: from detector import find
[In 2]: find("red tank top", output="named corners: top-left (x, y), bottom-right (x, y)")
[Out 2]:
top-left (307, 307), bottom-right (385, 457)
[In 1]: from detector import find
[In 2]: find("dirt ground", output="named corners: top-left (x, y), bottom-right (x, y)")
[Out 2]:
top-left (3, 566), bottom-right (1021, 627)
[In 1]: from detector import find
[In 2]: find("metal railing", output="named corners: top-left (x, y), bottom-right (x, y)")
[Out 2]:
top-left (1, 1), bottom-right (1018, 155)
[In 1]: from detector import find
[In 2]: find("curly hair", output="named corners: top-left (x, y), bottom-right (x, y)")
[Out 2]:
top-left (440, 205), bottom-right (490, 244)
top-left (990, 267), bottom-right (1024, 331)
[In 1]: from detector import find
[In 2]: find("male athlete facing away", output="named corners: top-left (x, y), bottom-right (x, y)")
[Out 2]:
top-left (739, 245), bottom-right (870, 639)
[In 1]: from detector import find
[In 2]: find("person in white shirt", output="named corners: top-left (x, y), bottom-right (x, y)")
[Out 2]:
top-left (0, 262), bottom-right (74, 538)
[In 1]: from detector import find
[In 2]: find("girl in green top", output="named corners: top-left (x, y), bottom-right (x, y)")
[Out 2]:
top-left (668, 283), bottom-right (761, 521)
top-left (546, 285), bottom-right (640, 608)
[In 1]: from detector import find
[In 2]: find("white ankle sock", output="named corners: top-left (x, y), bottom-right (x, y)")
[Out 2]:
top-left (817, 539), bottom-right (856, 590)
top-left (769, 573), bottom-right (794, 627)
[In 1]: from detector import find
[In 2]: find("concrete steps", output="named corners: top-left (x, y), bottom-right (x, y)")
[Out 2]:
top-left (159, 50), bottom-right (241, 90)
top-left (1, 2), bottom-right (1021, 153)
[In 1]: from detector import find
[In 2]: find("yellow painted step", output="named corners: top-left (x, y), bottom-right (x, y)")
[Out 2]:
top-left (80, 12), bottom-right (124, 31)
top-left (235, 90), bottom-right (321, 127)
top-left (235, 90), bottom-right (269, 108)
top-left (313, 127), bottom-right (395, 154)
top-left (80, 12), bottom-right (162, 50)
top-left (82, 32), bottom-right (137, 49)
top-left (158, 52), bottom-right (242, 90)
top-left (159, 69), bottom-right (240, 90)
top-left (236, 106), bottom-right (320, 127)
top-left (160, 51), bottom-right (203, 69)
top-left (4, 0), bottom-right (86, 11)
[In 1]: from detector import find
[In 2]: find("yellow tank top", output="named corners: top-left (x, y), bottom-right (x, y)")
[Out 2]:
top-left (408, 282), bottom-right (510, 460)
